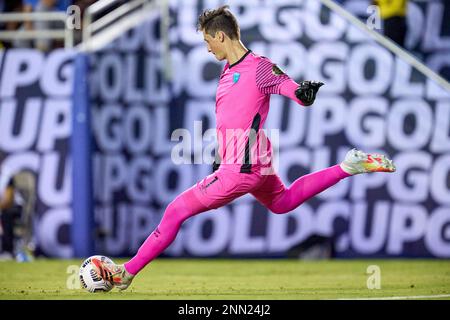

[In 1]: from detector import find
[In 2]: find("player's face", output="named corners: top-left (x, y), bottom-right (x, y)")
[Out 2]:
top-left (202, 31), bottom-right (226, 61)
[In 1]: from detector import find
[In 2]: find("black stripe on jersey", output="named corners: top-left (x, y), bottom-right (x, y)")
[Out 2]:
top-left (229, 50), bottom-right (252, 69)
top-left (240, 113), bottom-right (261, 174)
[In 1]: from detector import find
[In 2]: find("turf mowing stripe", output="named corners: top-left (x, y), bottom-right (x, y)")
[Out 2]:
top-left (338, 294), bottom-right (450, 300)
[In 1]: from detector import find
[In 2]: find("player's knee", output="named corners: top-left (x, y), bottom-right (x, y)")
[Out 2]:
top-left (164, 197), bottom-right (192, 222)
top-left (267, 192), bottom-right (299, 214)
top-left (267, 204), bottom-right (289, 214)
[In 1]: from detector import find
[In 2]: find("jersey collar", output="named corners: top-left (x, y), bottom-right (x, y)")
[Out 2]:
top-left (228, 50), bottom-right (252, 69)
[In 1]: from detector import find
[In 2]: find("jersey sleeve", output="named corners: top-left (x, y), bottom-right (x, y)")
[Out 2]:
top-left (255, 57), bottom-right (304, 105)
top-left (255, 57), bottom-right (290, 95)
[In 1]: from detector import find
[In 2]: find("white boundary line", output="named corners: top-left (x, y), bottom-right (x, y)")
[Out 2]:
top-left (338, 294), bottom-right (450, 300)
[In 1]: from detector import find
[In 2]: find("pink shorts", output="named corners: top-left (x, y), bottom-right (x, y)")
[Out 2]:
top-left (190, 167), bottom-right (286, 210)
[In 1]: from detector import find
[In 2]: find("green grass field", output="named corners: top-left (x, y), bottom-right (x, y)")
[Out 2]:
top-left (0, 259), bottom-right (449, 300)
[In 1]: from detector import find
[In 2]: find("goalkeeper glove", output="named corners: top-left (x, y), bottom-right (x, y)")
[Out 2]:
top-left (295, 81), bottom-right (324, 106)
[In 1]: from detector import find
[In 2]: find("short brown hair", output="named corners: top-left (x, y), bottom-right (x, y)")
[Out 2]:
top-left (197, 5), bottom-right (240, 40)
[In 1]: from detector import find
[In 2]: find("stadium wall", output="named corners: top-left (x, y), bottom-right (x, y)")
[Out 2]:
top-left (0, 0), bottom-right (449, 258)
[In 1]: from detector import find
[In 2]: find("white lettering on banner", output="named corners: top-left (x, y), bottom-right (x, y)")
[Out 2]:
top-left (142, 14), bottom-right (163, 53)
top-left (229, 0), bottom-right (259, 30)
top-left (38, 207), bottom-right (72, 258)
top-left (186, 47), bottom-right (220, 98)
top-left (87, 55), bottom-right (99, 99)
top-left (127, 156), bottom-right (154, 203)
top-left (425, 207), bottom-right (450, 256)
top-left (306, 97), bottom-right (347, 147)
top-left (276, 148), bottom-right (310, 185)
top-left (303, 0), bottom-right (346, 41)
top-left (129, 205), bottom-right (159, 253)
top-left (430, 101), bottom-right (450, 153)
top-left (430, 155), bottom-right (450, 205)
top-left (92, 105), bottom-right (156, 154)
top-left (93, 105), bottom-right (124, 152)
top-left (350, 201), bottom-right (390, 254)
top-left (160, 200), bottom-right (450, 257)
top-left (95, 153), bottom-right (153, 204)
top-left (101, 154), bottom-right (127, 202)
top-left (144, 56), bottom-right (170, 103)
top-left (37, 99), bottom-right (71, 151)
top-left (88, 0), bottom-right (450, 259)
top-left (98, 53), bottom-right (123, 101)
top-left (0, 98), bottom-right (42, 151)
top-left (0, 50), bottom-right (44, 97)
top-left (307, 42), bottom-right (348, 93)
top-left (124, 105), bottom-right (153, 154)
top-left (350, 170), bottom-right (387, 201)
top-left (0, 152), bottom-right (40, 178)
top-left (391, 58), bottom-right (425, 97)
top-left (427, 53), bottom-right (450, 81)
top-left (117, 20), bottom-right (144, 52)
top-left (346, 97), bottom-right (388, 148)
top-left (0, 50), bottom-right (74, 257)
top-left (40, 50), bottom-right (74, 97)
top-left (267, 204), bottom-right (314, 252)
top-left (387, 204), bottom-right (428, 255)
top-left (315, 201), bottom-right (350, 237)
top-left (0, 98), bottom-right (71, 152)
top-left (230, 203), bottom-right (265, 254)
top-left (387, 99), bottom-right (433, 150)
top-left (268, 42), bottom-right (305, 81)
top-left (406, 3), bottom-right (423, 48)
top-left (348, 44), bottom-right (392, 95)
top-left (4, 1), bottom-right (450, 258)
top-left (168, 49), bottom-right (186, 96)
top-left (153, 106), bottom-right (176, 155)
top-left (103, 204), bottom-right (129, 255)
top-left (264, 96), bottom-right (307, 149)
top-left (422, 2), bottom-right (450, 51)
top-left (183, 100), bottom-right (216, 155)
top-left (153, 157), bottom-right (194, 204)
top-left (38, 153), bottom-right (71, 207)
top-left (185, 208), bottom-right (231, 256)
top-left (388, 152), bottom-right (432, 202)
top-left (259, 2), bottom-right (302, 41)
top-left (124, 54), bottom-right (145, 103)
top-left (177, 0), bottom-right (206, 46)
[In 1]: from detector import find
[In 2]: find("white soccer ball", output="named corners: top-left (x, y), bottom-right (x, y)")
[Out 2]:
top-left (79, 255), bottom-right (114, 293)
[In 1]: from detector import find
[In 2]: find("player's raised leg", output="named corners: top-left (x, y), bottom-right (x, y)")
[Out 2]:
top-left (252, 148), bottom-right (395, 214)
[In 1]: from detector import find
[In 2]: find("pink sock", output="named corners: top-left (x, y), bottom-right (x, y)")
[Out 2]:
top-left (124, 188), bottom-right (208, 275)
top-left (269, 164), bottom-right (350, 213)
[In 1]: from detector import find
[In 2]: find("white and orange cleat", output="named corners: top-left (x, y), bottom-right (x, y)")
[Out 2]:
top-left (340, 148), bottom-right (396, 175)
top-left (91, 257), bottom-right (135, 291)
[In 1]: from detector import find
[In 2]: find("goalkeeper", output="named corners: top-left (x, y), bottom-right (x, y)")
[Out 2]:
top-left (95, 5), bottom-right (395, 290)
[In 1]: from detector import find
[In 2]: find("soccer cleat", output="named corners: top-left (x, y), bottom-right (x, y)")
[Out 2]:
top-left (340, 148), bottom-right (396, 175)
top-left (92, 257), bottom-right (135, 291)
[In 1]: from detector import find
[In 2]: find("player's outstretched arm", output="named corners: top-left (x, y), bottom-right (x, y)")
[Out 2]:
top-left (255, 57), bottom-right (323, 106)
top-left (277, 78), bottom-right (324, 107)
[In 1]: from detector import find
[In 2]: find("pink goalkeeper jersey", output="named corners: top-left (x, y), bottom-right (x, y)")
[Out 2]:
top-left (214, 50), bottom-right (304, 173)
